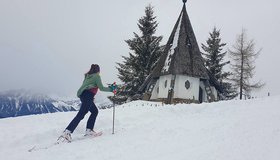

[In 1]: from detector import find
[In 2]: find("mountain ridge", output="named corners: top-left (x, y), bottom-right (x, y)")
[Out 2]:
top-left (0, 90), bottom-right (79, 118)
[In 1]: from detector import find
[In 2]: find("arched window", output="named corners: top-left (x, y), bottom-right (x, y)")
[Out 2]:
top-left (164, 80), bottom-right (168, 88)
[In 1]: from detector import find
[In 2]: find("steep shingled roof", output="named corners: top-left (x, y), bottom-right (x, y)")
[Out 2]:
top-left (139, 2), bottom-right (208, 92)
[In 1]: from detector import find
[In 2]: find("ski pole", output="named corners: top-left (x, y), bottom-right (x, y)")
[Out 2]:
top-left (112, 82), bottom-right (117, 134)
top-left (112, 94), bottom-right (115, 134)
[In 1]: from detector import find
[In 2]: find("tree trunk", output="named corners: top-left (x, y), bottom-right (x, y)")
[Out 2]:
top-left (240, 32), bottom-right (244, 100)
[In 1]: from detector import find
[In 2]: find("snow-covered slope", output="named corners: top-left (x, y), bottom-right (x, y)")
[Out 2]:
top-left (0, 96), bottom-right (280, 160)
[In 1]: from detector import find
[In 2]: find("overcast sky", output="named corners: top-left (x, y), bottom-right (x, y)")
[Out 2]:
top-left (0, 0), bottom-right (279, 97)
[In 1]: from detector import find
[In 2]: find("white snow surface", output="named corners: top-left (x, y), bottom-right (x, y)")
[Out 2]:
top-left (0, 96), bottom-right (280, 160)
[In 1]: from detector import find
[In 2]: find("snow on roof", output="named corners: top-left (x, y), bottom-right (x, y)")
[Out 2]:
top-left (162, 13), bottom-right (183, 73)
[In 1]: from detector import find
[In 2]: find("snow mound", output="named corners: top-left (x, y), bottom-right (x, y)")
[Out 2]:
top-left (0, 96), bottom-right (280, 160)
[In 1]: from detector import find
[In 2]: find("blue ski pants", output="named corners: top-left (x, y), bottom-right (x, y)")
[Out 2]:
top-left (66, 90), bottom-right (98, 133)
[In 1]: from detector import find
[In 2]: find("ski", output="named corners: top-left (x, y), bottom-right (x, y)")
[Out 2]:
top-left (28, 141), bottom-right (60, 152)
top-left (28, 131), bottom-right (103, 152)
top-left (76, 131), bottom-right (103, 141)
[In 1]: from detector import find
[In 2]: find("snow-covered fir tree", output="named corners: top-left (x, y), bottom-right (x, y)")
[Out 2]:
top-left (201, 27), bottom-right (237, 99)
top-left (228, 29), bottom-right (264, 99)
top-left (116, 4), bottom-right (162, 98)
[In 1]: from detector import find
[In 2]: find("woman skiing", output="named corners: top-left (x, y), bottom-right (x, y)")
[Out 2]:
top-left (59, 64), bottom-right (114, 142)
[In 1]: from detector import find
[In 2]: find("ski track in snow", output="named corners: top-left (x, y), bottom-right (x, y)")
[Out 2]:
top-left (0, 96), bottom-right (280, 160)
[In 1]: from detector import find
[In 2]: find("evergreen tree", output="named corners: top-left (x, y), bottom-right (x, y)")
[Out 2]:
top-left (201, 27), bottom-right (237, 99)
top-left (228, 29), bottom-right (264, 99)
top-left (116, 4), bottom-right (162, 97)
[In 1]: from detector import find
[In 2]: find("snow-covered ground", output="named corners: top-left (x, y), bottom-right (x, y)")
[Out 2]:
top-left (0, 96), bottom-right (280, 160)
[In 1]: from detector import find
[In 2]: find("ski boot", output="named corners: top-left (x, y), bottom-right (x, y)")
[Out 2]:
top-left (57, 129), bottom-right (72, 143)
top-left (84, 129), bottom-right (102, 137)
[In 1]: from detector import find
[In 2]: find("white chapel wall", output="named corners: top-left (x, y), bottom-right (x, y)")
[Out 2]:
top-left (199, 81), bottom-right (207, 102)
top-left (158, 75), bottom-right (172, 99)
top-left (211, 86), bottom-right (218, 101)
top-left (173, 75), bottom-right (200, 100)
top-left (150, 80), bottom-right (160, 100)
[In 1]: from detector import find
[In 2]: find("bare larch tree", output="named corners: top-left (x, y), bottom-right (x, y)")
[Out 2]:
top-left (228, 29), bottom-right (264, 99)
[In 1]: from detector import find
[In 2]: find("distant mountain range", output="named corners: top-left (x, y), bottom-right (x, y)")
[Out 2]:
top-left (0, 90), bottom-right (80, 118)
top-left (0, 89), bottom-right (114, 118)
